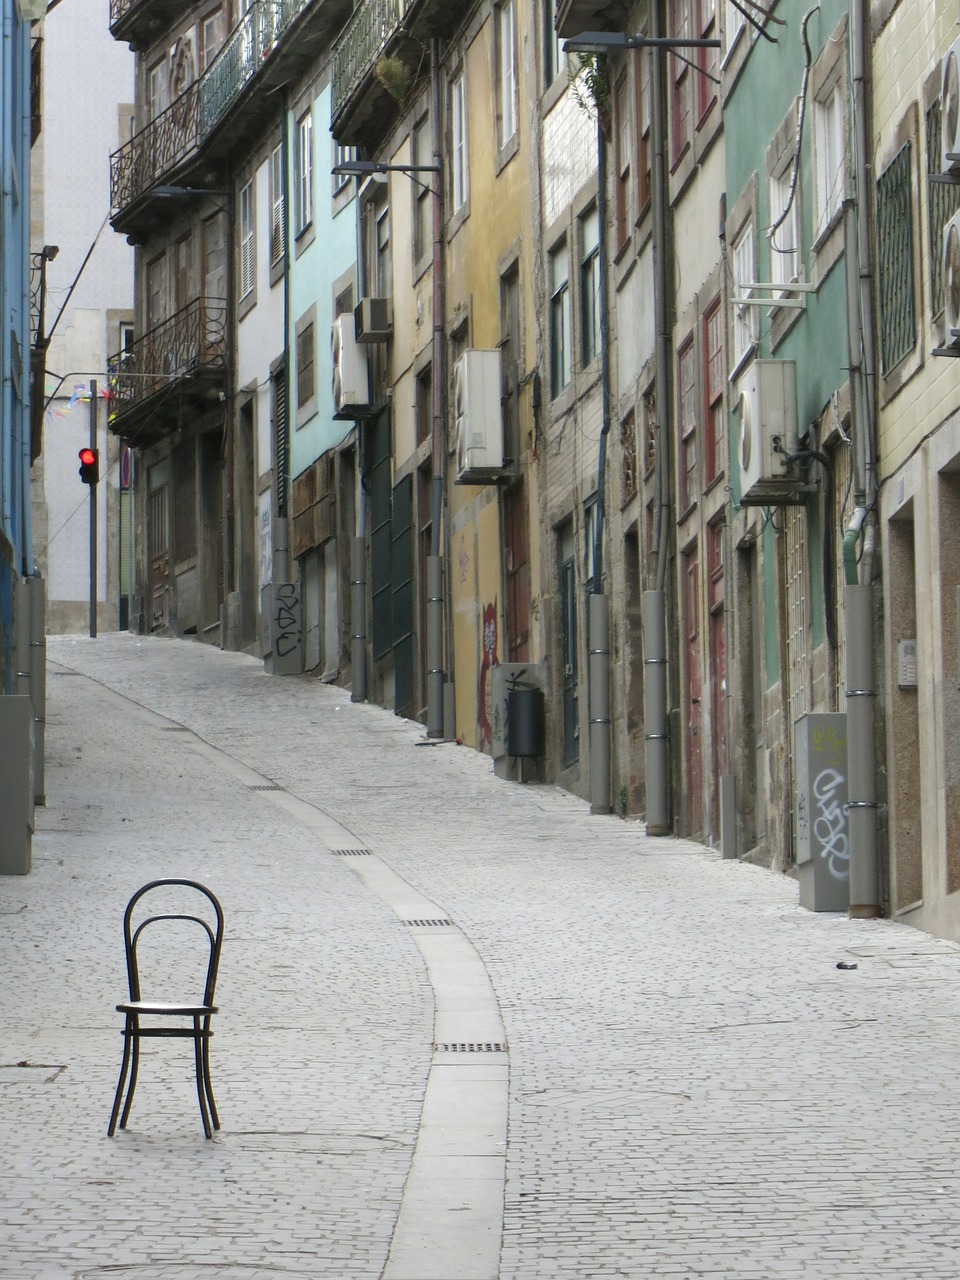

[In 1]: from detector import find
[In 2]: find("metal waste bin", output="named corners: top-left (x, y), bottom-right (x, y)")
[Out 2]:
top-left (507, 687), bottom-right (545, 758)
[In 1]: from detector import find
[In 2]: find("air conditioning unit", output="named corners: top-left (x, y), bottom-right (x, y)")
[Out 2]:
top-left (331, 313), bottom-right (370, 419)
top-left (454, 350), bottom-right (504, 482)
top-left (734, 359), bottom-right (799, 505)
top-left (354, 297), bottom-right (393, 343)
top-left (943, 210), bottom-right (960, 345)
top-left (943, 37), bottom-right (960, 175)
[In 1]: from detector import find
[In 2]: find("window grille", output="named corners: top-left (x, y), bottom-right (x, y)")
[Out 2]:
top-left (927, 101), bottom-right (960, 318)
top-left (272, 361), bottom-right (288, 519)
top-left (876, 143), bottom-right (916, 373)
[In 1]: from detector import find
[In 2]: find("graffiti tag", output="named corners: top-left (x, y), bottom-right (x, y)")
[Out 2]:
top-left (813, 766), bottom-right (849, 881)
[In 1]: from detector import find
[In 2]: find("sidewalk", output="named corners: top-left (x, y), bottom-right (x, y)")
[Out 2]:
top-left (2, 632), bottom-right (960, 1279)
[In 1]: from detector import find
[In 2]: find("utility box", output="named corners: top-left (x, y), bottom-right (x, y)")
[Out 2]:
top-left (794, 713), bottom-right (849, 912)
top-left (262, 582), bottom-right (302, 676)
top-left (0, 696), bottom-right (35, 875)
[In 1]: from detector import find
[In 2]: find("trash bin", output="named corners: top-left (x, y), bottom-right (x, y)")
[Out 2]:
top-left (507, 687), bottom-right (545, 758)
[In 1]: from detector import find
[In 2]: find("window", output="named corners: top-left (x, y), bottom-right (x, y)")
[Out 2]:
top-left (119, 321), bottom-right (135, 358)
top-left (732, 219), bottom-right (757, 368)
top-left (814, 77), bottom-right (845, 239)
top-left (620, 411), bottom-right (638, 507)
top-left (451, 71), bottom-right (468, 213)
top-left (416, 364), bottom-right (433, 446)
top-left (614, 72), bottom-right (635, 251)
top-left (333, 141), bottom-right (356, 195)
top-left (678, 336), bottom-right (697, 512)
top-left (768, 164), bottom-right (799, 294)
top-left (580, 205), bottom-right (601, 366)
top-left (928, 99), bottom-right (960, 317)
top-left (148, 58), bottom-right (168, 121)
top-left (412, 117), bottom-right (432, 267)
top-left (637, 54), bottom-right (651, 213)
top-left (697, 0), bottom-right (719, 121)
top-left (876, 143), bottom-right (916, 374)
top-left (703, 301), bottom-right (724, 485)
top-left (583, 496), bottom-right (598, 592)
top-left (200, 10), bottom-right (224, 72)
top-left (146, 254), bottom-right (165, 331)
top-left (543, 0), bottom-right (561, 89)
top-left (375, 202), bottom-right (391, 296)
top-left (270, 144), bottom-right (285, 266)
top-left (669, 0), bottom-right (693, 166)
top-left (724, 0), bottom-right (745, 60)
top-left (549, 240), bottom-right (571, 398)
top-left (294, 109), bottom-right (313, 236)
top-left (497, 0), bottom-right (517, 150)
top-left (239, 180), bottom-right (255, 300)
top-left (296, 321), bottom-right (315, 411)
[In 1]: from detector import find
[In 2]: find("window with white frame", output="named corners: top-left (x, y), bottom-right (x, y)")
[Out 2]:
top-left (814, 76), bottom-right (845, 239)
top-left (148, 58), bottom-right (168, 121)
top-left (200, 9), bottom-right (224, 72)
top-left (293, 109), bottom-right (313, 236)
top-left (549, 240), bottom-right (571, 398)
top-left (580, 204), bottom-right (601, 366)
top-left (497, 0), bottom-right (518, 149)
top-left (723, 0), bottom-right (745, 61)
top-left (239, 179), bottom-right (255, 300)
top-left (270, 144), bottom-right (285, 266)
top-left (732, 219), bottom-right (757, 367)
top-left (412, 116), bottom-right (432, 266)
top-left (333, 140), bottom-right (355, 195)
top-left (451, 70), bottom-right (468, 213)
top-left (768, 164), bottom-right (799, 294)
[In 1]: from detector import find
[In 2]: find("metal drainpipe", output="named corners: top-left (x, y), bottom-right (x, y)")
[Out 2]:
top-left (427, 38), bottom-right (448, 738)
top-left (843, 0), bottom-right (880, 917)
top-left (589, 91), bottom-right (612, 815)
top-left (644, 0), bottom-right (671, 836)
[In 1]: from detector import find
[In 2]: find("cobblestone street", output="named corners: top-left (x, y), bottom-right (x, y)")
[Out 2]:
top-left (3, 632), bottom-right (960, 1279)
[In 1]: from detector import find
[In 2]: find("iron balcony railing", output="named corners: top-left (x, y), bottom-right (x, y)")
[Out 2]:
top-left (110, 0), bottom-right (311, 218)
top-left (107, 297), bottom-right (227, 425)
top-left (331, 0), bottom-right (403, 124)
top-left (109, 0), bottom-right (136, 25)
top-left (111, 84), bottom-right (202, 216)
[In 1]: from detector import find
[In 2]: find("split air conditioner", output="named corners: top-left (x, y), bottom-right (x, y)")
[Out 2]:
top-left (454, 350), bottom-right (504, 483)
top-left (943, 210), bottom-right (960, 345)
top-left (734, 359), bottom-right (799, 506)
top-left (354, 297), bottom-right (393, 343)
top-left (331, 313), bottom-right (370, 419)
top-left (943, 37), bottom-right (960, 175)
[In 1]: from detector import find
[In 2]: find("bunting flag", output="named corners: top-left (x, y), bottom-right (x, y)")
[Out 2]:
top-left (45, 384), bottom-right (111, 420)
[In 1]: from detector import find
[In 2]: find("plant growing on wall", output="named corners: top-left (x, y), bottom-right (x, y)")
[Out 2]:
top-left (375, 55), bottom-right (413, 103)
top-left (568, 53), bottom-right (612, 140)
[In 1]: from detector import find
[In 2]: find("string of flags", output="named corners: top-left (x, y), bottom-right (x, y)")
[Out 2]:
top-left (46, 384), bottom-right (111, 420)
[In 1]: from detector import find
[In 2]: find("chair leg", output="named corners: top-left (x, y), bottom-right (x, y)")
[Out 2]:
top-left (193, 1018), bottom-right (212, 1139)
top-left (119, 1026), bottom-right (140, 1130)
top-left (107, 1028), bottom-right (132, 1137)
top-left (201, 1023), bottom-right (219, 1131)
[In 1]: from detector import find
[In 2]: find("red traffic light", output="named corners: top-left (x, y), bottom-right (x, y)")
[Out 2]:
top-left (78, 447), bottom-right (100, 485)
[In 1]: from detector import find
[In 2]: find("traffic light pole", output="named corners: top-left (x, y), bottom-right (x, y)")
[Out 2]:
top-left (89, 379), bottom-right (97, 638)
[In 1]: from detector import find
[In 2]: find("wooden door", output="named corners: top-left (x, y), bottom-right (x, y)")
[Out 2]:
top-left (683, 546), bottom-right (703, 835)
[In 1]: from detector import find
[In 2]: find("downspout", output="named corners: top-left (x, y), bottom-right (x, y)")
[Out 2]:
top-left (644, 0), bottom-right (671, 835)
top-left (589, 87), bottom-right (612, 814)
top-left (843, 0), bottom-right (880, 917)
top-left (278, 89), bottom-right (291, 584)
top-left (223, 179), bottom-right (237, 621)
top-left (352, 144), bottom-right (368, 703)
top-left (427, 37), bottom-right (448, 737)
top-left (19, 16), bottom-right (33, 578)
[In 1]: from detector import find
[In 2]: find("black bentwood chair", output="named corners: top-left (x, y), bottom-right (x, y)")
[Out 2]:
top-left (108, 879), bottom-right (224, 1139)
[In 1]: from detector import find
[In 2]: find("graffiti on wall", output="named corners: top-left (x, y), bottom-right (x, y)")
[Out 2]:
top-left (477, 599), bottom-right (500, 751)
top-left (268, 581), bottom-right (302, 675)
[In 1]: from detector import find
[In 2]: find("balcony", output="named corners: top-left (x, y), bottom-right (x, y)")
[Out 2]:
top-left (555, 0), bottom-right (633, 39)
top-left (110, 0), bottom-right (352, 239)
top-left (330, 0), bottom-right (464, 146)
top-left (109, 0), bottom-right (195, 52)
top-left (107, 297), bottom-right (227, 445)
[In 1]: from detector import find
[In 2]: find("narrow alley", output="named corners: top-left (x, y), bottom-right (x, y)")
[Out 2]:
top-left (3, 632), bottom-right (960, 1280)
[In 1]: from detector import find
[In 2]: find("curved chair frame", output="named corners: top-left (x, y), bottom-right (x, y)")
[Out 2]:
top-left (108, 878), bottom-right (224, 1139)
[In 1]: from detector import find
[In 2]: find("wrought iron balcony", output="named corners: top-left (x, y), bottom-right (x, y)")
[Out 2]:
top-left (330, 0), bottom-right (464, 145)
top-left (110, 85), bottom-right (202, 231)
top-left (109, 0), bottom-right (196, 51)
top-left (110, 0), bottom-right (352, 237)
top-left (107, 297), bottom-right (227, 444)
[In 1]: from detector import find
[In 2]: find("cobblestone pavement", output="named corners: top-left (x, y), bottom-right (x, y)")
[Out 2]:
top-left (2, 632), bottom-right (960, 1278)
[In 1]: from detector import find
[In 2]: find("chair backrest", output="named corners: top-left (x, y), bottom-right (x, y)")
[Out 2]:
top-left (122, 879), bottom-right (223, 1006)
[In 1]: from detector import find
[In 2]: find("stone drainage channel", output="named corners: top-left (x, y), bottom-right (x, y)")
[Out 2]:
top-left (123, 696), bottom-right (507, 1280)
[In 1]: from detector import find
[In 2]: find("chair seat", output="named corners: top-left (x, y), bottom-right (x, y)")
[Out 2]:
top-left (117, 1000), bottom-right (218, 1017)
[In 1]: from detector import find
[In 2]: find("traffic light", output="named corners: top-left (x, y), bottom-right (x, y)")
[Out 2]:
top-left (78, 447), bottom-right (99, 485)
